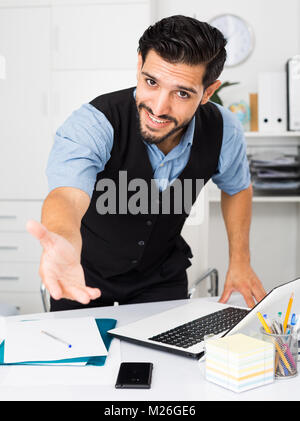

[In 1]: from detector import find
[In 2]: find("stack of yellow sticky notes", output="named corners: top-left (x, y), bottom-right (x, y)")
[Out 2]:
top-left (205, 333), bottom-right (274, 393)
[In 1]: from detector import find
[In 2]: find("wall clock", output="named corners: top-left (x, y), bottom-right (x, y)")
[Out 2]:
top-left (210, 14), bottom-right (255, 67)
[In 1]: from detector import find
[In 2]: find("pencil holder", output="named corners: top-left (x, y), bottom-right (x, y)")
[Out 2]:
top-left (260, 326), bottom-right (298, 379)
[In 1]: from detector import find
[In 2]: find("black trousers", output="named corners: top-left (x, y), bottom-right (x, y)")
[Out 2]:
top-left (50, 263), bottom-right (189, 312)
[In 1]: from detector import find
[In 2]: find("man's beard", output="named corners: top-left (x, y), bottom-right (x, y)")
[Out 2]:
top-left (136, 102), bottom-right (191, 145)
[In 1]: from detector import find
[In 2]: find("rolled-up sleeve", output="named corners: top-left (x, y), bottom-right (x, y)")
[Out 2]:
top-left (46, 103), bottom-right (113, 198)
top-left (212, 105), bottom-right (251, 196)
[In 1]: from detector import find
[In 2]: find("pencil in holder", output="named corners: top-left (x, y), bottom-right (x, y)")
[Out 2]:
top-left (260, 326), bottom-right (298, 379)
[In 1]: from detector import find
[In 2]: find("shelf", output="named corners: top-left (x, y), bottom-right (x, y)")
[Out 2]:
top-left (245, 132), bottom-right (300, 138)
top-left (209, 194), bottom-right (300, 203)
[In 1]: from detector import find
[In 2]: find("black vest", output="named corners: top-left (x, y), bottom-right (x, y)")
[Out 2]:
top-left (80, 87), bottom-right (223, 279)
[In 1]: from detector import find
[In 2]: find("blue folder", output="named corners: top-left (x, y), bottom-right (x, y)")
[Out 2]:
top-left (0, 318), bottom-right (117, 366)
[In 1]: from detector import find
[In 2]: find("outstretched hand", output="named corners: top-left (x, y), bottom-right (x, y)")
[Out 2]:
top-left (27, 220), bottom-right (101, 304)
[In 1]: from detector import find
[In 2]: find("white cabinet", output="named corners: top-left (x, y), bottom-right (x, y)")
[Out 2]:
top-left (51, 1), bottom-right (150, 131)
top-left (0, 5), bottom-right (51, 314)
top-left (0, 7), bottom-right (52, 200)
top-left (0, 201), bottom-right (43, 314)
top-left (0, 1), bottom-right (152, 314)
top-left (52, 69), bottom-right (138, 132)
top-left (51, 2), bottom-right (150, 70)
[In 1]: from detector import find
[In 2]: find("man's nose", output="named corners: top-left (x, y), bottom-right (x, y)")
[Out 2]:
top-left (151, 91), bottom-right (171, 118)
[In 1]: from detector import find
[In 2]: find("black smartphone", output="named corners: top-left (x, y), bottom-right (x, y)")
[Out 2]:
top-left (115, 362), bottom-right (153, 389)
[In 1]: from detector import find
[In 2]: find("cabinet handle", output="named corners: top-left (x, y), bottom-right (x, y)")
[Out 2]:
top-left (0, 246), bottom-right (18, 250)
top-left (0, 276), bottom-right (19, 281)
top-left (0, 215), bottom-right (17, 219)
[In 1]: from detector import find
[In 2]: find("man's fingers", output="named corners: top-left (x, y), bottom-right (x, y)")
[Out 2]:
top-left (60, 283), bottom-right (94, 305)
top-left (43, 279), bottom-right (100, 304)
top-left (42, 277), bottom-right (63, 301)
top-left (218, 287), bottom-right (233, 304)
top-left (242, 292), bottom-right (256, 309)
top-left (26, 220), bottom-right (53, 250)
top-left (252, 283), bottom-right (267, 303)
top-left (86, 286), bottom-right (101, 300)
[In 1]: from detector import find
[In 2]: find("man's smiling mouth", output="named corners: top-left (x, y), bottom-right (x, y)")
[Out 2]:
top-left (145, 110), bottom-right (172, 127)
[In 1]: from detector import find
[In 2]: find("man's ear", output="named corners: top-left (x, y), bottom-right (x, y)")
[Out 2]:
top-left (201, 80), bottom-right (222, 105)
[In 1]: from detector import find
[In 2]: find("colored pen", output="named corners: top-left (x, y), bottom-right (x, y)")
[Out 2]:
top-left (283, 293), bottom-right (294, 333)
top-left (291, 313), bottom-right (297, 326)
top-left (287, 313), bottom-right (296, 334)
top-left (41, 330), bottom-right (72, 348)
top-left (256, 312), bottom-right (293, 374)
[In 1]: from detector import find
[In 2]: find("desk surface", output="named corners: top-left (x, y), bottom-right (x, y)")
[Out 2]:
top-left (0, 296), bottom-right (299, 401)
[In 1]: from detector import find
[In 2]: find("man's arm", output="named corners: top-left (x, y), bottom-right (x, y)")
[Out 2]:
top-left (41, 186), bottom-right (89, 256)
top-left (218, 185), bottom-right (266, 308)
top-left (26, 103), bottom-right (114, 304)
top-left (27, 187), bottom-right (101, 304)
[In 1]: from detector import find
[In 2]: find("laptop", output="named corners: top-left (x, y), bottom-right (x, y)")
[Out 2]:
top-left (108, 277), bottom-right (300, 359)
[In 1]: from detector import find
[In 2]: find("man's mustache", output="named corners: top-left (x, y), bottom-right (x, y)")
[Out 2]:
top-left (138, 103), bottom-right (178, 126)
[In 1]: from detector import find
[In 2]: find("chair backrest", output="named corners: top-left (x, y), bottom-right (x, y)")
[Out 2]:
top-left (181, 184), bottom-right (210, 295)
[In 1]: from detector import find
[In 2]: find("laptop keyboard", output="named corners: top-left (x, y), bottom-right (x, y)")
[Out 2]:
top-left (148, 307), bottom-right (250, 349)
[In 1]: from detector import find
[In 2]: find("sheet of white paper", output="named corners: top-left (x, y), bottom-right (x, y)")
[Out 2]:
top-left (4, 317), bottom-right (107, 364)
top-left (0, 338), bottom-right (121, 387)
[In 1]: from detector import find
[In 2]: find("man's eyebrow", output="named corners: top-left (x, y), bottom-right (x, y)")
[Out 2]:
top-left (141, 71), bottom-right (198, 95)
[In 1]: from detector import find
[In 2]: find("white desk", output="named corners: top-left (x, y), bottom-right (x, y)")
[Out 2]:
top-left (0, 296), bottom-right (299, 401)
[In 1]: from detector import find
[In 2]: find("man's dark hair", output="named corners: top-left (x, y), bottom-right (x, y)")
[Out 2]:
top-left (138, 15), bottom-right (227, 89)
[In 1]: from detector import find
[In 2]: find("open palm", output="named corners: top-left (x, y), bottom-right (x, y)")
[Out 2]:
top-left (27, 220), bottom-right (101, 304)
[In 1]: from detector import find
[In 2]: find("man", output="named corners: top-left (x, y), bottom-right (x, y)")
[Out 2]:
top-left (27, 15), bottom-right (266, 311)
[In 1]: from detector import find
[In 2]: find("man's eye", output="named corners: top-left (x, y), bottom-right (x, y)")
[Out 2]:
top-left (177, 91), bottom-right (189, 99)
top-left (146, 79), bottom-right (156, 87)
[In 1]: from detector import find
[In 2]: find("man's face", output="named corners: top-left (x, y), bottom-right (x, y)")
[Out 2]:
top-left (135, 49), bottom-right (216, 146)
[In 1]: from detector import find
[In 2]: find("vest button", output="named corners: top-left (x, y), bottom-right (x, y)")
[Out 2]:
top-left (146, 220), bottom-right (152, 226)
top-left (138, 240), bottom-right (145, 246)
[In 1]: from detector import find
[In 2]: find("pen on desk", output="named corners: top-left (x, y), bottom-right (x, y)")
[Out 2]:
top-left (41, 330), bottom-right (72, 348)
top-left (283, 292), bottom-right (294, 333)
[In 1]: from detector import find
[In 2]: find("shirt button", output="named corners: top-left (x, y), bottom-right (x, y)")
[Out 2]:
top-left (131, 260), bottom-right (138, 264)
top-left (146, 220), bottom-right (152, 226)
top-left (138, 240), bottom-right (145, 246)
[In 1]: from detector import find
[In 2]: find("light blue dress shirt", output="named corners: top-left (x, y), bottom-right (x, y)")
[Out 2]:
top-left (46, 97), bottom-right (250, 198)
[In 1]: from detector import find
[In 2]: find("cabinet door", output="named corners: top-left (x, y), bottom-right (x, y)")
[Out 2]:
top-left (0, 7), bottom-right (52, 199)
top-left (0, 291), bottom-right (44, 314)
top-left (52, 2), bottom-right (150, 70)
top-left (52, 69), bottom-right (137, 132)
